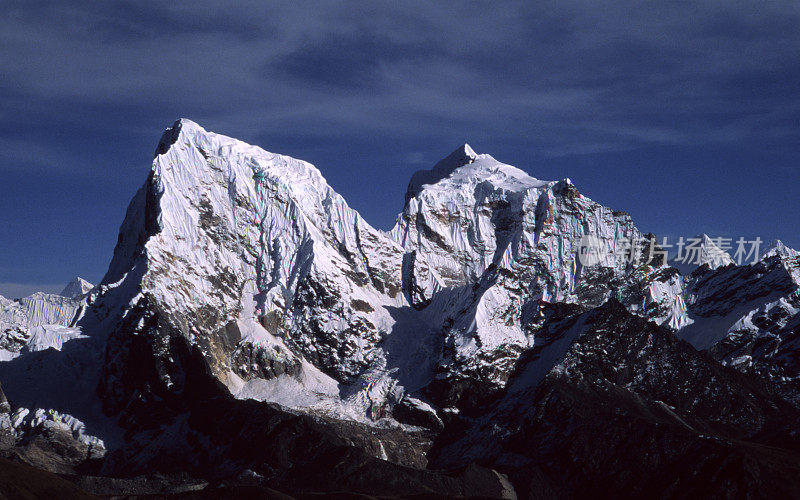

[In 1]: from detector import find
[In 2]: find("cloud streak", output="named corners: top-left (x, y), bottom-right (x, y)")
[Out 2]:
top-left (1, 0), bottom-right (798, 153)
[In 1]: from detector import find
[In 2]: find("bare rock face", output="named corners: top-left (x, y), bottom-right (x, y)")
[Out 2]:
top-left (0, 457), bottom-right (96, 499)
top-left (0, 381), bottom-right (105, 475)
top-left (429, 300), bottom-right (800, 498)
top-left (0, 383), bottom-right (9, 415)
top-left (11, 416), bottom-right (105, 474)
top-left (0, 383), bottom-right (12, 452)
top-left (707, 254), bottom-right (800, 404)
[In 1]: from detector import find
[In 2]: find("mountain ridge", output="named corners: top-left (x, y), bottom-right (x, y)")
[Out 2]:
top-left (2, 119), bottom-right (800, 497)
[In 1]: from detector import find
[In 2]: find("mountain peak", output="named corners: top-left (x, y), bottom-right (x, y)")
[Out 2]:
top-left (762, 239), bottom-right (800, 260)
top-left (154, 118), bottom-right (207, 157)
top-left (434, 144), bottom-right (477, 171)
top-left (405, 144), bottom-right (479, 202)
top-left (59, 277), bottom-right (93, 299)
top-left (698, 234), bottom-right (735, 269)
top-left (404, 144), bottom-right (550, 206)
top-left (446, 143), bottom-right (477, 164)
top-left (671, 234), bottom-right (734, 274)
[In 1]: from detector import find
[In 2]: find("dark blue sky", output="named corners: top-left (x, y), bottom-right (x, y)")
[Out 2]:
top-left (1, 1), bottom-right (799, 297)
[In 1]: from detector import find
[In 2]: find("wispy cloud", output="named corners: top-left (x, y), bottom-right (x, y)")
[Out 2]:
top-left (0, 136), bottom-right (93, 172)
top-left (1, 0), bottom-right (798, 155)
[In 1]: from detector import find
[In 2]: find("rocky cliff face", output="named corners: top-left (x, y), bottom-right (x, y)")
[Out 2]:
top-left (707, 252), bottom-right (800, 404)
top-left (428, 300), bottom-right (800, 497)
top-left (3, 120), bottom-right (800, 497)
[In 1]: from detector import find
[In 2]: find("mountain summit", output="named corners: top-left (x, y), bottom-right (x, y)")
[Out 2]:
top-left (59, 277), bottom-right (93, 299)
top-left (405, 143), bottom-right (477, 201)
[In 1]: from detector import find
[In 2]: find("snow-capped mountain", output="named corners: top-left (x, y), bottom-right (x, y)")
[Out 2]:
top-left (2, 119), bottom-right (800, 497)
top-left (762, 239), bottom-right (800, 259)
top-left (96, 119), bottom-right (434, 424)
top-left (390, 142), bottom-right (689, 406)
top-left (60, 277), bottom-right (94, 299)
top-left (97, 120), bottom-right (692, 422)
top-left (669, 233), bottom-right (735, 274)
